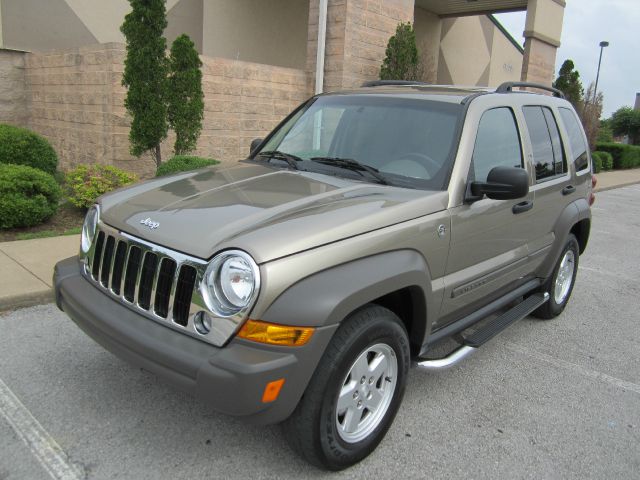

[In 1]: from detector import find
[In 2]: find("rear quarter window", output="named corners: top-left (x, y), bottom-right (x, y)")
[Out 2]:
top-left (559, 107), bottom-right (589, 171)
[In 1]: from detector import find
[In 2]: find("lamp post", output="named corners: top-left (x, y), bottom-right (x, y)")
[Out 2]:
top-left (593, 41), bottom-right (609, 98)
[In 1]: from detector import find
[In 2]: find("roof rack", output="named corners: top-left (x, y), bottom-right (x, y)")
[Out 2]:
top-left (496, 81), bottom-right (565, 99)
top-left (361, 80), bottom-right (431, 88)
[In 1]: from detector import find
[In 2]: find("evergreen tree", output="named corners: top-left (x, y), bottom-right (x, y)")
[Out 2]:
top-left (553, 60), bottom-right (584, 109)
top-left (121, 0), bottom-right (168, 166)
top-left (167, 34), bottom-right (204, 156)
top-left (380, 23), bottom-right (420, 81)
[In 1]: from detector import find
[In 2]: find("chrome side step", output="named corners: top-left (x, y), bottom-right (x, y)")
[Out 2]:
top-left (415, 292), bottom-right (549, 371)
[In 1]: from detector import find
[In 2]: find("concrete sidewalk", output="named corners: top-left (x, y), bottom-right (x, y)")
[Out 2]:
top-left (0, 235), bottom-right (79, 311)
top-left (1, 167), bottom-right (639, 312)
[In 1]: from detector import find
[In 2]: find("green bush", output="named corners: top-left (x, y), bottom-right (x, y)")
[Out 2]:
top-left (0, 124), bottom-right (58, 175)
top-left (621, 148), bottom-right (640, 169)
top-left (0, 164), bottom-right (61, 229)
top-left (591, 152), bottom-right (603, 173)
top-left (65, 164), bottom-right (137, 208)
top-left (155, 155), bottom-right (218, 177)
top-left (595, 142), bottom-right (640, 169)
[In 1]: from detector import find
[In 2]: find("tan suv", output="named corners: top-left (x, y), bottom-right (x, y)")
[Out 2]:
top-left (54, 81), bottom-right (594, 470)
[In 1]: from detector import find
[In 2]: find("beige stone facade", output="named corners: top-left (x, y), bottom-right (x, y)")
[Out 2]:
top-left (0, 0), bottom-right (565, 177)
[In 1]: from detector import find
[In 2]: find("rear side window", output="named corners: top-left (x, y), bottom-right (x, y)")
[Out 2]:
top-left (471, 107), bottom-right (523, 182)
top-left (523, 106), bottom-right (567, 182)
top-left (559, 107), bottom-right (589, 171)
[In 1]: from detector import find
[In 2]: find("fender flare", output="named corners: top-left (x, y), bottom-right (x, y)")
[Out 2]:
top-left (261, 249), bottom-right (433, 346)
top-left (538, 198), bottom-right (591, 280)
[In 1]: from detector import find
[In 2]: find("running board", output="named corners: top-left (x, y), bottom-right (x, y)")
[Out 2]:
top-left (415, 292), bottom-right (549, 371)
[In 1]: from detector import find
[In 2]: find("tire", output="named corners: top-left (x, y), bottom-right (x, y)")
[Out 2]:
top-left (282, 304), bottom-right (410, 470)
top-left (533, 233), bottom-right (580, 319)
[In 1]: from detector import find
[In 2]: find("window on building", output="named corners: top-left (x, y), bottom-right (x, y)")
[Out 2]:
top-left (471, 107), bottom-right (523, 182)
top-left (559, 107), bottom-right (589, 171)
top-left (523, 106), bottom-right (567, 182)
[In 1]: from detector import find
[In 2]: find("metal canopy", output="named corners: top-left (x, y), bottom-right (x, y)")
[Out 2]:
top-left (415, 0), bottom-right (528, 16)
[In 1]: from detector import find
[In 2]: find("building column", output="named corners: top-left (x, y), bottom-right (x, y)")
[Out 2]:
top-left (307, 0), bottom-right (414, 93)
top-left (521, 0), bottom-right (565, 86)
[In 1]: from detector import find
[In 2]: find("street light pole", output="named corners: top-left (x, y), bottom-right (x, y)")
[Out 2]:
top-left (594, 40), bottom-right (609, 98)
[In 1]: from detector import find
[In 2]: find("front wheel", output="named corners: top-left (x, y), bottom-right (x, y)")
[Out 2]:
top-left (282, 305), bottom-right (410, 470)
top-left (533, 233), bottom-right (580, 319)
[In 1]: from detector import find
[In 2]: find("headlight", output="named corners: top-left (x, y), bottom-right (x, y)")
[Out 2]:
top-left (201, 250), bottom-right (260, 317)
top-left (81, 205), bottom-right (100, 253)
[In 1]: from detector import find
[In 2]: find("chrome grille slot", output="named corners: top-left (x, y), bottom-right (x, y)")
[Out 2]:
top-left (91, 231), bottom-right (105, 280)
top-left (111, 241), bottom-right (127, 295)
top-left (173, 265), bottom-right (197, 326)
top-left (138, 252), bottom-right (158, 310)
top-left (123, 246), bottom-right (142, 303)
top-left (100, 236), bottom-right (115, 287)
top-left (154, 258), bottom-right (176, 318)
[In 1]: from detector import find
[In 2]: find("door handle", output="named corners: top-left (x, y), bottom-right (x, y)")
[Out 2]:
top-left (512, 200), bottom-right (533, 214)
top-left (562, 185), bottom-right (576, 195)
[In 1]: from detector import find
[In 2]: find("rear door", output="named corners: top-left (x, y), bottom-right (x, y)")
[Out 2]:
top-left (439, 106), bottom-right (537, 325)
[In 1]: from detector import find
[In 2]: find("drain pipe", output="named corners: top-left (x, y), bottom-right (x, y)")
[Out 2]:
top-left (315, 0), bottom-right (328, 94)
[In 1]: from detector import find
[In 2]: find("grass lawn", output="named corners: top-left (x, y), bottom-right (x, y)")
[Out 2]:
top-left (0, 202), bottom-right (85, 242)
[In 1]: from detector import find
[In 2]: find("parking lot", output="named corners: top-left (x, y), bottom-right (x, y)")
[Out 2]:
top-left (1, 185), bottom-right (639, 480)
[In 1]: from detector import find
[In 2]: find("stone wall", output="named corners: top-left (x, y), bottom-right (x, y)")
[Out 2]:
top-left (0, 49), bottom-right (28, 127)
top-left (25, 43), bottom-right (310, 178)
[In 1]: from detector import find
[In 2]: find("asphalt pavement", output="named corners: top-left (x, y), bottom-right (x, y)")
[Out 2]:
top-left (1, 185), bottom-right (639, 479)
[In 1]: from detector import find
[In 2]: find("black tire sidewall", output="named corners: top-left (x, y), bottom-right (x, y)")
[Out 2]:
top-left (318, 309), bottom-right (410, 469)
top-left (546, 234), bottom-right (580, 315)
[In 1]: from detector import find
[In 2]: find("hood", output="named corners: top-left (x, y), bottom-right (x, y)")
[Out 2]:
top-left (100, 163), bottom-right (448, 263)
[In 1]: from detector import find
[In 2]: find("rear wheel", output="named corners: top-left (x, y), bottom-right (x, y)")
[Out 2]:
top-left (533, 233), bottom-right (580, 319)
top-left (282, 305), bottom-right (410, 470)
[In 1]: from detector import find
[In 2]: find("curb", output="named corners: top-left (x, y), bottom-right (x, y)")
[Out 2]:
top-left (595, 179), bottom-right (640, 193)
top-left (0, 289), bottom-right (53, 314)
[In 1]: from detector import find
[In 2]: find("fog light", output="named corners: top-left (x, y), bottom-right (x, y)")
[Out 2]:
top-left (194, 311), bottom-right (212, 335)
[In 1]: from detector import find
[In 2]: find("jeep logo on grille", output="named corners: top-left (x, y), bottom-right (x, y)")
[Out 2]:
top-left (140, 218), bottom-right (160, 229)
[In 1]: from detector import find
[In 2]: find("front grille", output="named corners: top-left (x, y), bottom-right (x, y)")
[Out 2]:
top-left (85, 224), bottom-right (202, 329)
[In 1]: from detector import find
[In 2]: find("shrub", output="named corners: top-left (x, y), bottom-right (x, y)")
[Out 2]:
top-left (595, 143), bottom-right (640, 169)
top-left (621, 148), bottom-right (640, 169)
top-left (0, 164), bottom-right (61, 229)
top-left (156, 156), bottom-right (218, 177)
top-left (65, 164), bottom-right (137, 208)
top-left (591, 152), bottom-right (603, 173)
top-left (600, 151), bottom-right (613, 170)
top-left (380, 22), bottom-right (419, 81)
top-left (0, 124), bottom-right (58, 175)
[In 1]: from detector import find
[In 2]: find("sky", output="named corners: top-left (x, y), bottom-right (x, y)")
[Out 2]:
top-left (494, 0), bottom-right (639, 118)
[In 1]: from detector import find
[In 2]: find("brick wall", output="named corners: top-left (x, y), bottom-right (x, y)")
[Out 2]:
top-left (25, 44), bottom-right (310, 178)
top-left (0, 49), bottom-right (28, 127)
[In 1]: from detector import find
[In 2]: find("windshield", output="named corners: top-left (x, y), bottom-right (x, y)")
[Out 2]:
top-left (255, 94), bottom-right (463, 189)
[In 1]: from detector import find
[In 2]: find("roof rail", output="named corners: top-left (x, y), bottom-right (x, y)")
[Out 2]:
top-left (361, 80), bottom-right (431, 88)
top-left (496, 81), bottom-right (565, 99)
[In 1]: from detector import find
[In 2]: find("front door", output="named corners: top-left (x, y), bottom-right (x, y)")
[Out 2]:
top-left (438, 106), bottom-right (536, 326)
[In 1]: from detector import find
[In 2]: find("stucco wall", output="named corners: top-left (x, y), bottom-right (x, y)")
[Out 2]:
top-left (413, 6), bottom-right (440, 83)
top-left (24, 44), bottom-right (310, 178)
top-left (0, 49), bottom-right (28, 126)
top-left (203, 0), bottom-right (309, 69)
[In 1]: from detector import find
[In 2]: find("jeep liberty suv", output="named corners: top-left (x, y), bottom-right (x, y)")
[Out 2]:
top-left (54, 81), bottom-right (593, 470)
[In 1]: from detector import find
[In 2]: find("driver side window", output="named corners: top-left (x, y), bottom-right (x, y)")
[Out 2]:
top-left (472, 107), bottom-right (523, 182)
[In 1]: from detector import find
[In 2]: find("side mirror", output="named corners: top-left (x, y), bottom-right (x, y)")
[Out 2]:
top-left (250, 138), bottom-right (263, 155)
top-left (469, 166), bottom-right (529, 201)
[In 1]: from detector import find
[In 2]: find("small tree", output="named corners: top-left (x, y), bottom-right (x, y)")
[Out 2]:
top-left (121, 0), bottom-right (168, 167)
top-left (380, 22), bottom-right (420, 81)
top-left (167, 34), bottom-right (204, 156)
top-left (553, 60), bottom-right (584, 110)
top-left (610, 106), bottom-right (640, 145)
top-left (579, 83), bottom-right (603, 150)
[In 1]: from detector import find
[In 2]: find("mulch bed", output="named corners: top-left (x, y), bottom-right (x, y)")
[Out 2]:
top-left (0, 203), bottom-right (85, 242)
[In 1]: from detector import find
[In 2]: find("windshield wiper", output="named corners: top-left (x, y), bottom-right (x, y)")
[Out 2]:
top-left (257, 150), bottom-right (302, 170)
top-left (310, 157), bottom-right (389, 185)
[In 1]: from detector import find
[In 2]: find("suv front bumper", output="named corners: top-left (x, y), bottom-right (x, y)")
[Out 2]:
top-left (53, 256), bottom-right (337, 424)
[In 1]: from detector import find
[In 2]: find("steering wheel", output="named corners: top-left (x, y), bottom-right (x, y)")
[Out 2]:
top-left (381, 152), bottom-right (440, 179)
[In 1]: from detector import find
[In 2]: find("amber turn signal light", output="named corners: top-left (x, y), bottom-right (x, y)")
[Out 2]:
top-left (237, 319), bottom-right (315, 346)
